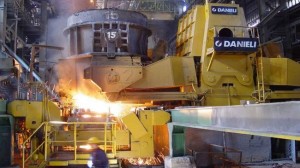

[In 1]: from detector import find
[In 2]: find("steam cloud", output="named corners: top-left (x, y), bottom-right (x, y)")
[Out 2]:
top-left (45, 0), bottom-right (104, 100)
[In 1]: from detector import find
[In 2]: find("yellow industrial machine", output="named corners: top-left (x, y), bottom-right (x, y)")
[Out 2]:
top-left (12, 107), bottom-right (170, 167)
top-left (127, 3), bottom-right (300, 106)
top-left (56, 2), bottom-right (300, 107)
top-left (3, 2), bottom-right (300, 168)
top-left (176, 3), bottom-right (257, 106)
top-left (7, 100), bottom-right (61, 129)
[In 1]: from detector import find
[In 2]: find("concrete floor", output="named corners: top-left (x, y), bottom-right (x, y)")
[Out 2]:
top-left (241, 160), bottom-right (300, 168)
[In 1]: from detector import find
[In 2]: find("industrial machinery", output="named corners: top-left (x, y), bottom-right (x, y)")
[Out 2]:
top-left (2, 1), bottom-right (300, 168)
top-left (56, 3), bottom-right (300, 107)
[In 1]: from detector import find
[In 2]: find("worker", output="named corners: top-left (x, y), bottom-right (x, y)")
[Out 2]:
top-left (88, 137), bottom-right (109, 168)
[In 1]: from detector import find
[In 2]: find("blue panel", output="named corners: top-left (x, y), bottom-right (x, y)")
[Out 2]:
top-left (0, 126), bottom-right (11, 167)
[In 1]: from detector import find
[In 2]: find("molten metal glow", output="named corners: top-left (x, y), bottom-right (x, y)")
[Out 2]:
top-left (79, 144), bottom-right (92, 150)
top-left (127, 157), bottom-right (163, 166)
top-left (81, 114), bottom-right (92, 118)
top-left (138, 158), bottom-right (144, 165)
top-left (72, 93), bottom-right (125, 116)
top-left (73, 93), bottom-right (109, 113)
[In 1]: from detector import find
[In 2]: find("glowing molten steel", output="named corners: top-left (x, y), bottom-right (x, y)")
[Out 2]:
top-left (127, 157), bottom-right (163, 166)
top-left (79, 144), bottom-right (92, 150)
top-left (72, 93), bottom-right (125, 117)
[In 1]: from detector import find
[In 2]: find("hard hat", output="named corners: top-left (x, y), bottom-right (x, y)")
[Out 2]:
top-left (33, 154), bottom-right (39, 161)
top-left (87, 137), bottom-right (100, 144)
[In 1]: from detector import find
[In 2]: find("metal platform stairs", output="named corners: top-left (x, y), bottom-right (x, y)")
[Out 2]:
top-left (21, 121), bottom-right (119, 168)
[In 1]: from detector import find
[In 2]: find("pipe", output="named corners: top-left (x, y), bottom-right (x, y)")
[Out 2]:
top-left (2, 43), bottom-right (59, 100)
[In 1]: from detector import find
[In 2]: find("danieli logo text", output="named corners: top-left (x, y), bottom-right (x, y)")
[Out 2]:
top-left (214, 37), bottom-right (258, 52)
top-left (211, 6), bottom-right (238, 15)
top-left (215, 40), bottom-right (223, 47)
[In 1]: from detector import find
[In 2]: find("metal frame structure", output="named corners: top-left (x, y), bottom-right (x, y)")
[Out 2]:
top-left (1, 0), bottom-right (300, 167)
top-left (21, 121), bottom-right (117, 168)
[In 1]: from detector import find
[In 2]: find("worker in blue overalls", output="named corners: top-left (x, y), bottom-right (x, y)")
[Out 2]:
top-left (87, 137), bottom-right (109, 168)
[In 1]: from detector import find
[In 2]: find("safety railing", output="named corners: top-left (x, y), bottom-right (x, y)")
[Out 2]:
top-left (22, 121), bottom-right (117, 168)
top-left (255, 30), bottom-right (267, 103)
top-left (22, 122), bottom-right (47, 168)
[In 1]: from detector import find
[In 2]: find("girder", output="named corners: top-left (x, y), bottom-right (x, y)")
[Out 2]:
top-left (170, 101), bottom-right (300, 140)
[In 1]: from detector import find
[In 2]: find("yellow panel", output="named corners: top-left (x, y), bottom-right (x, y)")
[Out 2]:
top-left (269, 58), bottom-right (300, 86)
top-left (48, 161), bottom-right (68, 166)
top-left (117, 110), bottom-right (170, 158)
top-left (109, 159), bottom-right (118, 165)
top-left (87, 65), bottom-right (143, 92)
top-left (106, 153), bottom-right (116, 159)
top-left (76, 152), bottom-right (111, 158)
top-left (130, 57), bottom-right (197, 89)
top-left (8, 100), bottom-right (61, 129)
top-left (121, 113), bottom-right (147, 139)
top-left (8, 100), bottom-right (42, 128)
top-left (270, 90), bottom-right (300, 99)
top-left (8, 100), bottom-right (26, 116)
top-left (117, 140), bottom-right (154, 158)
top-left (26, 102), bottom-right (43, 128)
top-left (116, 130), bottom-right (130, 146)
top-left (152, 110), bottom-right (171, 125)
top-left (68, 160), bottom-right (88, 165)
top-left (261, 57), bottom-right (300, 87)
top-left (48, 101), bottom-right (62, 121)
top-left (176, 3), bottom-right (247, 57)
top-left (258, 57), bottom-right (271, 85)
top-left (176, 5), bottom-right (205, 57)
top-left (76, 154), bottom-right (90, 160)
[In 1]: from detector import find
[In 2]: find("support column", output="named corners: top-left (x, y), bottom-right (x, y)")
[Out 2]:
top-left (256, 0), bottom-right (268, 42)
top-left (0, 0), bottom-right (6, 43)
top-left (168, 123), bottom-right (186, 157)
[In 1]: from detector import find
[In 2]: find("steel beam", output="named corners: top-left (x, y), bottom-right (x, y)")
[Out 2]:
top-left (118, 92), bottom-right (198, 102)
top-left (170, 101), bottom-right (300, 140)
top-left (2, 43), bottom-right (59, 100)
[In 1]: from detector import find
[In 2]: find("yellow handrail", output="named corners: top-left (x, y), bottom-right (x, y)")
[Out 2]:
top-left (256, 29), bottom-right (266, 103)
top-left (104, 124), bottom-right (107, 153)
top-left (44, 122), bottom-right (48, 162)
top-left (22, 122), bottom-right (46, 148)
top-left (24, 141), bottom-right (45, 163)
top-left (22, 122), bottom-right (46, 168)
top-left (22, 121), bottom-right (118, 168)
top-left (47, 121), bottom-right (118, 155)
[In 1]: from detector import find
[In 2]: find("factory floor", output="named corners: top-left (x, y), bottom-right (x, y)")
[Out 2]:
top-left (11, 154), bottom-right (300, 168)
top-left (241, 160), bottom-right (300, 168)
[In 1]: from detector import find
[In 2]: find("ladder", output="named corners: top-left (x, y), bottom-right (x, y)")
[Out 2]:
top-left (254, 28), bottom-right (267, 103)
